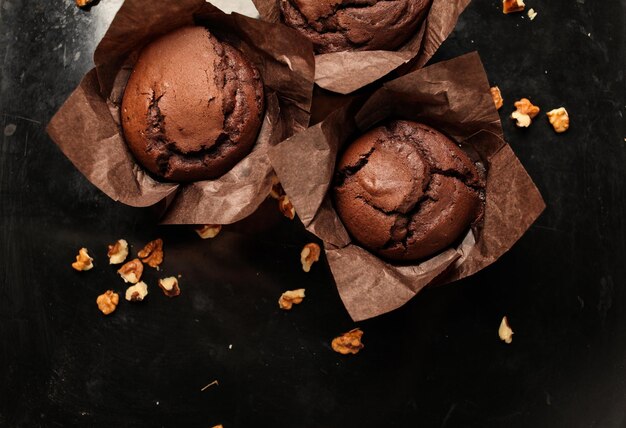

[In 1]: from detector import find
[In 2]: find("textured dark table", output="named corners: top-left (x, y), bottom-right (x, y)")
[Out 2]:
top-left (1, 0), bottom-right (625, 427)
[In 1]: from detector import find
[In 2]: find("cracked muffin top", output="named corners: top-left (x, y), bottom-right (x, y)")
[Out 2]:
top-left (121, 26), bottom-right (264, 182)
top-left (279, 0), bottom-right (432, 54)
top-left (333, 120), bottom-right (485, 261)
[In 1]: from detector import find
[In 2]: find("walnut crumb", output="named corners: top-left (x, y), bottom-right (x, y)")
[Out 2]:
top-left (490, 86), bottom-right (504, 110)
top-left (278, 195), bottom-right (295, 220)
top-left (269, 174), bottom-right (286, 200)
top-left (503, 0), bottom-right (525, 14)
top-left (278, 289), bottom-right (306, 310)
top-left (107, 239), bottom-right (129, 265)
top-left (158, 277), bottom-right (181, 297)
top-left (332, 328), bottom-right (364, 355)
top-left (71, 248), bottom-right (93, 271)
top-left (300, 243), bottom-right (321, 273)
top-left (138, 238), bottom-right (163, 268)
top-left (75, 0), bottom-right (95, 8)
top-left (527, 8), bottom-right (537, 20)
top-left (511, 98), bottom-right (540, 127)
top-left (546, 107), bottom-right (570, 133)
top-left (195, 224), bottom-right (222, 239)
top-left (499, 316), bottom-right (514, 344)
top-left (96, 290), bottom-right (119, 315)
top-left (117, 258), bottom-right (143, 284)
top-left (125, 281), bottom-right (148, 302)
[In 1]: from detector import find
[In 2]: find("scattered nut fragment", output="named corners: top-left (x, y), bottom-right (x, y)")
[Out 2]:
top-left (75, 0), bottom-right (96, 8)
top-left (546, 107), bottom-right (570, 133)
top-left (499, 316), bottom-right (514, 344)
top-left (117, 258), bottom-right (143, 284)
top-left (502, 0), bottom-right (525, 14)
top-left (96, 290), bottom-right (119, 315)
top-left (195, 224), bottom-right (222, 239)
top-left (511, 98), bottom-right (540, 127)
top-left (158, 277), bottom-right (181, 297)
top-left (527, 8), bottom-right (537, 20)
top-left (107, 239), bottom-right (129, 265)
top-left (490, 86), bottom-right (504, 110)
top-left (278, 289), bottom-right (306, 310)
top-left (332, 328), bottom-right (364, 355)
top-left (138, 238), bottom-right (163, 268)
top-left (300, 243), bottom-right (321, 273)
top-left (269, 174), bottom-right (286, 200)
top-left (71, 248), bottom-right (93, 271)
top-left (278, 195), bottom-right (295, 220)
top-left (125, 281), bottom-right (149, 302)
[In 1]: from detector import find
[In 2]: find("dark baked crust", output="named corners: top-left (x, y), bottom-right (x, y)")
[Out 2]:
top-left (280, 0), bottom-right (431, 54)
top-left (121, 26), bottom-right (264, 182)
top-left (333, 120), bottom-right (485, 261)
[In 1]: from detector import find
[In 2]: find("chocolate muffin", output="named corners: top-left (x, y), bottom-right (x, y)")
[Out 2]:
top-left (121, 26), bottom-right (264, 182)
top-left (333, 121), bottom-right (485, 261)
top-left (280, 0), bottom-right (432, 54)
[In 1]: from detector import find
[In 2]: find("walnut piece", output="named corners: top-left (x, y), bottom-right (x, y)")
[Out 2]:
top-left (138, 238), bottom-right (163, 268)
top-left (96, 290), bottom-right (119, 315)
top-left (269, 174), bottom-right (286, 200)
top-left (75, 0), bottom-right (95, 7)
top-left (499, 316), bottom-right (514, 344)
top-left (527, 8), bottom-right (537, 20)
top-left (278, 195), bottom-right (295, 220)
top-left (158, 277), bottom-right (181, 297)
top-left (490, 86), bottom-right (504, 110)
top-left (332, 328), bottom-right (364, 355)
top-left (107, 239), bottom-right (129, 265)
top-left (511, 98), bottom-right (540, 127)
top-left (118, 258), bottom-right (143, 284)
top-left (301, 243), bottom-right (321, 273)
top-left (503, 0), bottom-right (525, 14)
top-left (195, 225), bottom-right (222, 239)
top-left (71, 248), bottom-right (93, 271)
top-left (278, 289), bottom-right (306, 310)
top-left (125, 281), bottom-right (149, 302)
top-left (546, 107), bottom-right (570, 133)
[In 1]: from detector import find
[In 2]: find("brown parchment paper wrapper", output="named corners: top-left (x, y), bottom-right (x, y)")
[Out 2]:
top-left (252, 0), bottom-right (470, 94)
top-left (270, 52), bottom-right (546, 321)
top-left (47, 0), bottom-right (314, 225)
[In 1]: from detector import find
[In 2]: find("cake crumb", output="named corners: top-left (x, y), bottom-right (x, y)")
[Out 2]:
top-left (527, 8), bottom-right (537, 20)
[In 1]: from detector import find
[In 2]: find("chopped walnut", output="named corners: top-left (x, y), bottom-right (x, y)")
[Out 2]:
top-left (107, 239), bottom-right (129, 265)
top-left (195, 224), bottom-right (222, 239)
top-left (117, 258), bottom-right (143, 284)
top-left (158, 277), bottom-right (181, 297)
top-left (125, 281), bottom-right (149, 302)
top-left (490, 86), bottom-right (504, 110)
top-left (278, 195), bottom-right (295, 220)
top-left (527, 8), bottom-right (537, 20)
top-left (269, 174), bottom-right (286, 200)
top-left (499, 316), bottom-right (514, 344)
top-left (546, 107), bottom-right (570, 133)
top-left (511, 98), bottom-right (540, 127)
top-left (75, 0), bottom-right (96, 7)
top-left (331, 329), bottom-right (364, 355)
top-left (138, 238), bottom-right (163, 268)
top-left (300, 243), bottom-right (321, 273)
top-left (503, 0), bottom-right (525, 14)
top-left (278, 289), bottom-right (306, 310)
top-left (96, 290), bottom-right (119, 315)
top-left (71, 248), bottom-right (93, 271)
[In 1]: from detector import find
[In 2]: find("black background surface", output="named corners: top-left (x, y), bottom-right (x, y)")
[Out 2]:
top-left (1, 0), bottom-right (625, 427)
